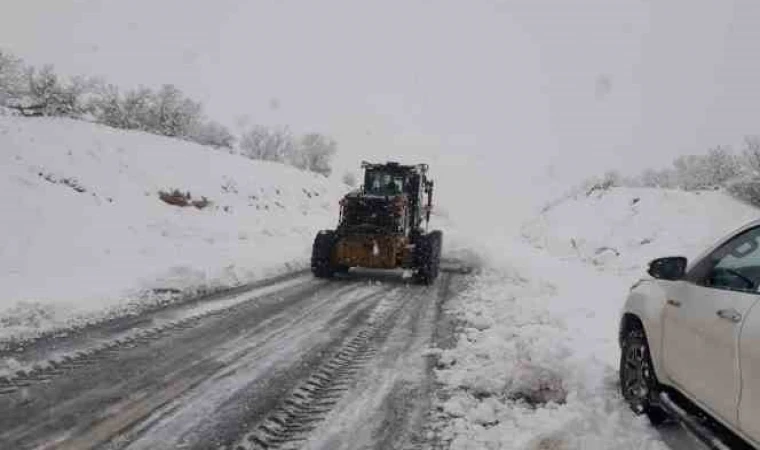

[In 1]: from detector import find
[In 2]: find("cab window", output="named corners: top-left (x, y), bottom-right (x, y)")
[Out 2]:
top-left (365, 171), bottom-right (403, 195)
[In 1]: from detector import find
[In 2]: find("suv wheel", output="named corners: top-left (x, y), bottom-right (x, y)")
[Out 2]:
top-left (620, 328), bottom-right (669, 425)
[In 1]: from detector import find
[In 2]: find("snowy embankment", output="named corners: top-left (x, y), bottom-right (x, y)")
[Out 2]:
top-left (430, 187), bottom-right (758, 449)
top-left (0, 115), bottom-right (346, 340)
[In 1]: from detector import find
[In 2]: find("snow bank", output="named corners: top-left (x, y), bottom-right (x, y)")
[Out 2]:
top-left (430, 187), bottom-right (758, 449)
top-left (522, 187), bottom-right (758, 272)
top-left (0, 115), bottom-right (346, 339)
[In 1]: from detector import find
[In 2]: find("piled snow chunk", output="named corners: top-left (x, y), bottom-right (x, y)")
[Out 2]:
top-left (432, 263), bottom-right (668, 450)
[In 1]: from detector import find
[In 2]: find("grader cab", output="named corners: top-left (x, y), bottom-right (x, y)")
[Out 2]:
top-left (311, 161), bottom-right (442, 284)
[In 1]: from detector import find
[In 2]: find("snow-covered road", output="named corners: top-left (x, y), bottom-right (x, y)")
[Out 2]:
top-left (3, 97), bottom-right (749, 450)
top-left (0, 269), bottom-right (466, 450)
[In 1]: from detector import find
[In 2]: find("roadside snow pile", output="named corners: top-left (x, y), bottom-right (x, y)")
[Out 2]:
top-left (430, 187), bottom-right (758, 449)
top-left (431, 245), bottom-right (667, 450)
top-left (0, 115), bottom-right (346, 340)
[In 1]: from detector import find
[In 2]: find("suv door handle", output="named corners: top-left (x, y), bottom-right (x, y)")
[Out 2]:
top-left (667, 299), bottom-right (682, 307)
top-left (717, 308), bottom-right (742, 323)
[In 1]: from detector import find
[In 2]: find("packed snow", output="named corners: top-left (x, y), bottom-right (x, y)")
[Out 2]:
top-left (429, 187), bottom-right (759, 449)
top-left (0, 115), bottom-right (347, 340)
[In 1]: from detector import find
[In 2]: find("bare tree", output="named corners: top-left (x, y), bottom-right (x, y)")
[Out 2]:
top-left (122, 87), bottom-right (154, 130)
top-left (238, 126), bottom-right (338, 175)
top-left (66, 74), bottom-right (101, 117)
top-left (239, 125), bottom-right (296, 162)
top-left (189, 120), bottom-right (235, 149)
top-left (90, 84), bottom-right (126, 128)
top-left (0, 50), bottom-right (26, 105)
top-left (742, 135), bottom-right (760, 176)
top-left (147, 84), bottom-right (202, 137)
top-left (23, 65), bottom-right (97, 117)
top-left (90, 86), bottom-right (152, 130)
top-left (671, 146), bottom-right (741, 190)
top-left (1, 50), bottom-right (242, 155)
top-left (26, 65), bottom-right (63, 115)
top-left (297, 132), bottom-right (337, 176)
top-left (639, 168), bottom-right (676, 188)
top-left (705, 145), bottom-right (741, 185)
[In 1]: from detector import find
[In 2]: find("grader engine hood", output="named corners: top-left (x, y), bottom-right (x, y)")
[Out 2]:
top-left (333, 193), bottom-right (410, 269)
top-left (338, 193), bottom-right (407, 234)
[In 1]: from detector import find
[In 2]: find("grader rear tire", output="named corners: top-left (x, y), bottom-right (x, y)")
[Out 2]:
top-left (415, 231), bottom-right (443, 285)
top-left (311, 231), bottom-right (338, 278)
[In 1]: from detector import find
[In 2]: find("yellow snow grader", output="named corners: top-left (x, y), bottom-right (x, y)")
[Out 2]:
top-left (311, 161), bottom-right (442, 284)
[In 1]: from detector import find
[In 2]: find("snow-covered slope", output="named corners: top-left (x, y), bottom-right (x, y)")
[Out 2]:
top-left (430, 187), bottom-right (759, 449)
top-left (523, 187), bottom-right (759, 270)
top-left (0, 116), bottom-right (346, 339)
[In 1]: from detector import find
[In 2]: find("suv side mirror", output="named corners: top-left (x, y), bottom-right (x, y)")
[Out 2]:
top-left (648, 256), bottom-right (688, 280)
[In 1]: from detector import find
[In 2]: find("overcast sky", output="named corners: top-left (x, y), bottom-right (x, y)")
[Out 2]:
top-left (3, 0), bottom-right (760, 222)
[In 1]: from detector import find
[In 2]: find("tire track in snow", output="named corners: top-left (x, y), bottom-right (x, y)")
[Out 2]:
top-left (305, 272), bottom-right (463, 450)
top-left (0, 269), bottom-right (313, 360)
top-left (229, 286), bottom-right (415, 450)
top-left (113, 282), bottom-right (391, 450)
top-left (0, 275), bottom-right (316, 397)
top-left (0, 270), bottom-right (467, 450)
top-left (0, 278), bottom-right (374, 449)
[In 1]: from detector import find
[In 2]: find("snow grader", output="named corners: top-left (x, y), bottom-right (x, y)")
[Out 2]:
top-left (311, 161), bottom-right (443, 284)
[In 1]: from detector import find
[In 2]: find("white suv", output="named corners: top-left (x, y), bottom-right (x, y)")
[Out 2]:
top-left (620, 219), bottom-right (760, 448)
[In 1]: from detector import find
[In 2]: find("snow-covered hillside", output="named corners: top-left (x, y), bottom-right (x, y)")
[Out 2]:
top-left (523, 187), bottom-right (759, 271)
top-left (430, 187), bottom-right (759, 449)
top-left (0, 116), bottom-right (347, 339)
